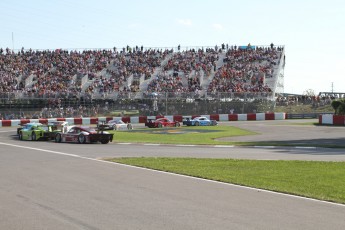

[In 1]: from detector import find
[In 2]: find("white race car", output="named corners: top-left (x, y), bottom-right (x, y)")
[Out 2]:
top-left (98, 119), bottom-right (133, 130)
top-left (183, 116), bottom-right (218, 126)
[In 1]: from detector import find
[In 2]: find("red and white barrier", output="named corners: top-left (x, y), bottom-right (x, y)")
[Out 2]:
top-left (0, 112), bottom-right (286, 127)
top-left (319, 114), bottom-right (345, 125)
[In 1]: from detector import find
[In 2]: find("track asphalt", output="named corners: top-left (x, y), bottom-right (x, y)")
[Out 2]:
top-left (217, 119), bottom-right (345, 148)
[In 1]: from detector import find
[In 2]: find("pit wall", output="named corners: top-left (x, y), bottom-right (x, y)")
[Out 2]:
top-left (0, 112), bottom-right (286, 127)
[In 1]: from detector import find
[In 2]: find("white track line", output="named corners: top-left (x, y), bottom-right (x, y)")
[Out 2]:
top-left (295, 146), bottom-right (317, 149)
top-left (0, 141), bottom-right (344, 208)
top-left (214, 145), bottom-right (235, 148)
top-left (254, 146), bottom-right (276, 149)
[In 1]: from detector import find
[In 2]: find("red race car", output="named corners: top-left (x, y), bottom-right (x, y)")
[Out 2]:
top-left (54, 126), bottom-right (113, 144)
top-left (145, 118), bottom-right (180, 128)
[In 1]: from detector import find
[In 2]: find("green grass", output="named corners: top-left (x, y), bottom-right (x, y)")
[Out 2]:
top-left (109, 110), bottom-right (140, 117)
top-left (111, 126), bottom-right (257, 145)
top-left (110, 125), bottom-right (345, 148)
top-left (274, 104), bottom-right (333, 114)
top-left (107, 157), bottom-right (345, 204)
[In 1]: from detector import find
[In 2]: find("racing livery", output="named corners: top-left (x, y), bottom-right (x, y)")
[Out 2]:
top-left (46, 121), bottom-right (71, 139)
top-left (183, 116), bottom-right (218, 126)
top-left (54, 126), bottom-right (113, 144)
top-left (97, 119), bottom-right (133, 130)
top-left (18, 123), bottom-right (51, 141)
top-left (145, 118), bottom-right (180, 128)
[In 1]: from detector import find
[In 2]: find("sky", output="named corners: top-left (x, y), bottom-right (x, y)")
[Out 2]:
top-left (1, 0), bottom-right (344, 95)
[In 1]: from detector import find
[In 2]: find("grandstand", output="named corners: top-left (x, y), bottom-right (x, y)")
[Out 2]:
top-left (0, 45), bottom-right (285, 118)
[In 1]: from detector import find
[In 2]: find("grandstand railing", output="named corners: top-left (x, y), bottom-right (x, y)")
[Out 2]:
top-left (0, 91), bottom-right (275, 101)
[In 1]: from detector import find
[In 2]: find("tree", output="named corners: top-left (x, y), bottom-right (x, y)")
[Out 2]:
top-left (303, 89), bottom-right (315, 96)
top-left (331, 99), bottom-right (345, 115)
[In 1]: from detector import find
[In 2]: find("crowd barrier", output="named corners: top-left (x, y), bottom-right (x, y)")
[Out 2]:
top-left (319, 114), bottom-right (345, 125)
top-left (0, 113), bottom-right (286, 127)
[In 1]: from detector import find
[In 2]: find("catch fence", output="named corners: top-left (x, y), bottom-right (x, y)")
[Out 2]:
top-left (0, 92), bottom-right (276, 119)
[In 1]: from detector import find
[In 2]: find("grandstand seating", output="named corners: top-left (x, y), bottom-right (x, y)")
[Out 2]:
top-left (0, 45), bottom-right (284, 101)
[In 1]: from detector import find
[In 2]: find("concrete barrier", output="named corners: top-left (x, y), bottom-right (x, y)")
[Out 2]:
top-left (319, 114), bottom-right (345, 125)
top-left (0, 113), bottom-right (286, 127)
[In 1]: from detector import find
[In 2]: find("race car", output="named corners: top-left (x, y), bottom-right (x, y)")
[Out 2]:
top-left (54, 126), bottom-right (113, 144)
top-left (183, 116), bottom-right (218, 126)
top-left (17, 121), bottom-right (38, 134)
top-left (46, 121), bottom-right (71, 138)
top-left (97, 119), bottom-right (133, 130)
top-left (17, 123), bottom-right (25, 135)
top-left (145, 117), bottom-right (180, 128)
top-left (18, 123), bottom-right (51, 141)
top-left (48, 121), bottom-right (69, 132)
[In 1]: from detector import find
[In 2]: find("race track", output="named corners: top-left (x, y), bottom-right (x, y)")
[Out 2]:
top-left (1, 120), bottom-right (345, 230)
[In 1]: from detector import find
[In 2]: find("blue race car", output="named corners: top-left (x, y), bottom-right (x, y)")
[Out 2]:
top-left (183, 116), bottom-right (218, 126)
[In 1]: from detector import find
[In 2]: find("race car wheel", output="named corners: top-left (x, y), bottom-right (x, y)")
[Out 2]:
top-left (158, 123), bottom-right (163, 128)
top-left (100, 138), bottom-right (110, 144)
top-left (18, 132), bottom-right (23, 140)
top-left (127, 124), bottom-right (133, 130)
top-left (113, 125), bottom-right (117, 130)
top-left (55, 133), bottom-right (62, 143)
top-left (211, 120), bottom-right (217, 126)
top-left (78, 134), bottom-right (86, 144)
top-left (31, 132), bottom-right (37, 141)
top-left (195, 121), bottom-right (200, 126)
top-left (175, 122), bottom-right (180, 127)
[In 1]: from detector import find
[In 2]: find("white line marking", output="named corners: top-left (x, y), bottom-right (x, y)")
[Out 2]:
top-left (116, 143), bottom-right (132, 145)
top-left (0, 142), bottom-right (80, 157)
top-left (254, 146), bottom-right (275, 149)
top-left (214, 145), bottom-right (235, 148)
top-left (1, 141), bottom-right (344, 208)
top-left (295, 146), bottom-right (317, 149)
top-left (143, 144), bottom-right (161, 146)
top-left (176, 145), bottom-right (196, 147)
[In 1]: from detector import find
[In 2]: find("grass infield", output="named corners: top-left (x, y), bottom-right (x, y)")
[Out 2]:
top-left (110, 125), bottom-right (345, 148)
top-left (107, 157), bottom-right (345, 204)
top-left (107, 124), bottom-right (345, 203)
top-left (111, 126), bottom-right (256, 145)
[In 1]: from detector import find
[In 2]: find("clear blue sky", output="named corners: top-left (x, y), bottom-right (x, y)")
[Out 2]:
top-left (1, 0), bottom-right (344, 95)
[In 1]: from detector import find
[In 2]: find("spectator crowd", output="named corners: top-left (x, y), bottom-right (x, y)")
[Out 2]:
top-left (207, 46), bottom-right (282, 94)
top-left (1, 44), bottom-right (284, 105)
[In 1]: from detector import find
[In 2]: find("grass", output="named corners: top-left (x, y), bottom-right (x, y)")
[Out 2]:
top-left (107, 157), bottom-right (345, 204)
top-left (274, 104), bottom-right (333, 114)
top-left (109, 110), bottom-right (140, 117)
top-left (105, 122), bottom-right (345, 204)
top-left (110, 125), bottom-right (345, 148)
top-left (111, 126), bottom-right (257, 145)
